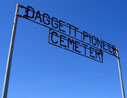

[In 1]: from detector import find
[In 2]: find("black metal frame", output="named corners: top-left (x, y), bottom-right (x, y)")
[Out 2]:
top-left (17, 4), bottom-right (117, 63)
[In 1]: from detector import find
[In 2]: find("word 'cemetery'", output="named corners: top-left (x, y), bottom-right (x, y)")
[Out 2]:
top-left (18, 5), bottom-right (117, 63)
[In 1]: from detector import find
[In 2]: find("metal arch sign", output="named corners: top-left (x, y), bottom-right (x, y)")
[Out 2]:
top-left (2, 4), bottom-right (126, 98)
top-left (17, 5), bottom-right (117, 63)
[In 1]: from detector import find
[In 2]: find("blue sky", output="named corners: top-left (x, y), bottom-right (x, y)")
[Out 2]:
top-left (0, 0), bottom-right (127, 98)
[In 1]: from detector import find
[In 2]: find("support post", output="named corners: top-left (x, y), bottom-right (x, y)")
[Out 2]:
top-left (2, 3), bottom-right (20, 98)
top-left (116, 49), bottom-right (126, 98)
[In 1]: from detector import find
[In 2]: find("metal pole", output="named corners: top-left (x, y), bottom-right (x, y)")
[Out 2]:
top-left (116, 49), bottom-right (126, 98)
top-left (2, 3), bottom-right (20, 98)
